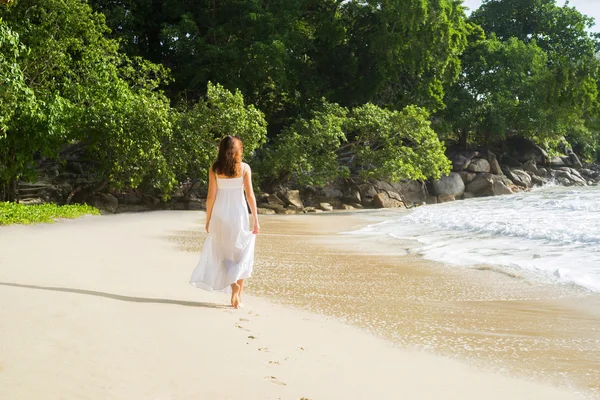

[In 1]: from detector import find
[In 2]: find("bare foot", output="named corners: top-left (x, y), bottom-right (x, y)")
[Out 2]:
top-left (231, 283), bottom-right (241, 309)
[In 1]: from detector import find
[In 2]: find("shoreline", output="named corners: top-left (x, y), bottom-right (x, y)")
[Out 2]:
top-left (0, 211), bottom-right (595, 399)
top-left (176, 211), bottom-right (600, 398)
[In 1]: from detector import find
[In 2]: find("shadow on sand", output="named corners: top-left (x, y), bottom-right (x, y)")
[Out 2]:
top-left (0, 281), bottom-right (228, 309)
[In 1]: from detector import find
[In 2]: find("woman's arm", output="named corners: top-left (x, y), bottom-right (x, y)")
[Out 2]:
top-left (243, 163), bottom-right (260, 234)
top-left (205, 166), bottom-right (217, 233)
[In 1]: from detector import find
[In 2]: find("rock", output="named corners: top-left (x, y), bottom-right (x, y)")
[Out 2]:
top-left (568, 152), bottom-right (583, 169)
top-left (341, 204), bottom-right (355, 210)
top-left (505, 137), bottom-right (548, 163)
top-left (350, 202), bottom-right (364, 209)
top-left (266, 193), bottom-right (286, 206)
top-left (372, 192), bottom-right (405, 208)
top-left (549, 156), bottom-right (567, 168)
top-left (259, 202), bottom-right (284, 211)
top-left (463, 192), bottom-right (475, 199)
top-left (319, 202), bottom-right (334, 211)
top-left (502, 167), bottom-right (527, 188)
top-left (487, 152), bottom-right (503, 175)
top-left (537, 167), bottom-right (550, 178)
top-left (554, 169), bottom-right (586, 186)
top-left (425, 195), bottom-right (438, 205)
top-left (276, 208), bottom-right (298, 215)
top-left (358, 184), bottom-right (378, 201)
top-left (466, 173), bottom-right (514, 197)
top-left (321, 186), bottom-right (343, 199)
top-left (387, 180), bottom-right (426, 205)
top-left (344, 189), bottom-right (361, 204)
top-left (430, 172), bottom-right (465, 198)
top-left (530, 175), bottom-right (547, 186)
top-left (580, 169), bottom-right (598, 179)
top-left (278, 190), bottom-right (303, 209)
top-left (466, 158), bottom-right (491, 173)
top-left (522, 160), bottom-right (539, 175)
top-left (511, 169), bottom-right (533, 188)
top-left (303, 206), bottom-right (315, 212)
top-left (66, 161), bottom-right (84, 175)
top-left (499, 155), bottom-right (522, 168)
top-left (307, 208), bottom-right (323, 213)
top-left (257, 208), bottom-right (276, 215)
top-left (99, 193), bottom-right (118, 213)
top-left (450, 153), bottom-right (471, 172)
top-left (458, 171), bottom-right (477, 185)
top-left (437, 194), bottom-right (456, 203)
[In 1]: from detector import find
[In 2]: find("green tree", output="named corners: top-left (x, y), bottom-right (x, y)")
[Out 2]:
top-left (167, 82), bottom-right (268, 189)
top-left (1, 0), bottom-right (178, 199)
top-left (268, 101), bottom-right (450, 185)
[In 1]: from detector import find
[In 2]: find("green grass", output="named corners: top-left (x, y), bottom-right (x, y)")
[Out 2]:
top-left (0, 202), bottom-right (101, 226)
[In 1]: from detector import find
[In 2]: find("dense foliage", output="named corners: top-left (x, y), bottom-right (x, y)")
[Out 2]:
top-left (1, 0), bottom-right (600, 203)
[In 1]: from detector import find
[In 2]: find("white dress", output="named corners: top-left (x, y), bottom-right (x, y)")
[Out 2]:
top-left (189, 164), bottom-right (256, 293)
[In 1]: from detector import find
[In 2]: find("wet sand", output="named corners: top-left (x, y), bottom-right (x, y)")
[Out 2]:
top-left (177, 211), bottom-right (600, 398)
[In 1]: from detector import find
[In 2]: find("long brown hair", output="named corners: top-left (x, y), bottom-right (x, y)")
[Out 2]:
top-left (212, 135), bottom-right (243, 177)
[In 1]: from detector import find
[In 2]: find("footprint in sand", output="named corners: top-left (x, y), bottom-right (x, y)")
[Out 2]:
top-left (258, 347), bottom-right (269, 352)
top-left (264, 376), bottom-right (286, 386)
top-left (268, 360), bottom-right (280, 365)
top-left (239, 318), bottom-right (249, 322)
top-left (235, 324), bottom-right (250, 331)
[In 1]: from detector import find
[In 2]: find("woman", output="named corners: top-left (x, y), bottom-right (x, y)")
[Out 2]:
top-left (189, 135), bottom-right (260, 309)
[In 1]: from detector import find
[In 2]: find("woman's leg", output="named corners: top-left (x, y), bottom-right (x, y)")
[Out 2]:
top-left (230, 282), bottom-right (241, 308)
top-left (237, 279), bottom-right (245, 304)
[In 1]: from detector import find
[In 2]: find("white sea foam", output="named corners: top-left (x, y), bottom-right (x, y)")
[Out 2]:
top-left (351, 186), bottom-right (600, 292)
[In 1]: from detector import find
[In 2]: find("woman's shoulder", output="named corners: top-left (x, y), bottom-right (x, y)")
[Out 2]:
top-left (242, 162), bottom-right (251, 174)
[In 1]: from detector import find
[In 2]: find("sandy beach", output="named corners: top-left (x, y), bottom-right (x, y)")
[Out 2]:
top-left (0, 210), bottom-right (594, 399)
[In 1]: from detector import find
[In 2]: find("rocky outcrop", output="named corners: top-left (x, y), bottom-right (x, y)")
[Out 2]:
top-left (465, 173), bottom-right (514, 197)
top-left (372, 192), bottom-right (405, 208)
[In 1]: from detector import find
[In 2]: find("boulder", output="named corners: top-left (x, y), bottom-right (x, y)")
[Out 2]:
top-left (279, 189), bottom-right (303, 209)
top-left (530, 175), bottom-right (547, 186)
top-left (97, 193), bottom-right (118, 213)
top-left (387, 180), bottom-right (426, 205)
top-left (307, 208), bottom-right (323, 213)
top-left (450, 153), bottom-right (471, 172)
top-left (358, 184), bottom-right (378, 201)
top-left (341, 204), bottom-right (355, 210)
top-left (458, 171), bottom-right (477, 185)
top-left (466, 173), bottom-right (514, 197)
top-left (372, 192), bottom-right (405, 208)
top-left (257, 208), bottom-right (276, 215)
top-left (266, 193), bottom-right (286, 206)
top-left (522, 160), bottom-right (539, 176)
top-left (499, 155), bottom-right (523, 168)
top-left (466, 158), bottom-right (491, 173)
top-left (319, 202), bottom-right (334, 212)
top-left (258, 202), bottom-right (284, 211)
top-left (505, 137), bottom-right (548, 163)
top-left (437, 194), bottom-right (456, 203)
top-left (425, 195), bottom-right (438, 205)
top-left (487, 152), bottom-right (503, 175)
top-left (511, 169), bottom-right (533, 188)
top-left (463, 192), bottom-right (476, 199)
top-left (321, 186), bottom-right (343, 199)
top-left (549, 156), bottom-right (567, 168)
top-left (430, 172), bottom-right (465, 198)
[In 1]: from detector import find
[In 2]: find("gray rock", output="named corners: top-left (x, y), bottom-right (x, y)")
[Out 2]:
top-left (280, 189), bottom-right (303, 209)
top-left (511, 169), bottom-right (533, 188)
top-left (450, 153), bottom-right (471, 172)
top-left (466, 158), bottom-right (491, 173)
top-left (500, 155), bottom-right (522, 168)
top-left (307, 208), bottom-right (323, 213)
top-left (430, 172), bottom-right (465, 198)
top-left (257, 208), bottom-right (276, 215)
top-left (549, 156), bottom-right (567, 168)
top-left (530, 174), bottom-right (547, 186)
top-left (487, 152), bottom-right (503, 175)
top-left (458, 171), bottom-right (477, 185)
top-left (100, 193), bottom-right (118, 213)
top-left (425, 195), bottom-right (438, 205)
top-left (319, 202), bottom-right (334, 212)
top-left (437, 194), bottom-right (456, 203)
top-left (372, 192), bottom-right (405, 208)
top-left (321, 187), bottom-right (343, 199)
top-left (466, 173), bottom-right (514, 197)
top-left (266, 193), bottom-right (286, 206)
top-left (358, 184), bottom-right (378, 200)
top-left (462, 192), bottom-right (476, 199)
top-left (522, 160), bottom-right (539, 175)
